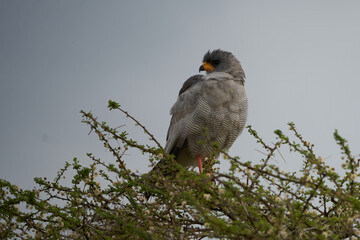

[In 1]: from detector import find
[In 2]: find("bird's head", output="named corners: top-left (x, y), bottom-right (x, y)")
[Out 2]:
top-left (199, 49), bottom-right (245, 79)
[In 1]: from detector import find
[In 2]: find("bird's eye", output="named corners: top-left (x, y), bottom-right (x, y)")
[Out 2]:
top-left (212, 60), bottom-right (220, 65)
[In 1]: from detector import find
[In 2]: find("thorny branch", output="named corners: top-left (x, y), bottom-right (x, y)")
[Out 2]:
top-left (1, 104), bottom-right (360, 240)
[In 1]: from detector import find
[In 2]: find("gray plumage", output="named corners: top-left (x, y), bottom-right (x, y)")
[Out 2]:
top-left (159, 49), bottom-right (247, 170)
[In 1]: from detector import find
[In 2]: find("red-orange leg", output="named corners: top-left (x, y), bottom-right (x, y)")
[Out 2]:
top-left (197, 155), bottom-right (203, 173)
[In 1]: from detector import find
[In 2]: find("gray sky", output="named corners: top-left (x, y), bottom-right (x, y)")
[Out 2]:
top-left (1, 1), bottom-right (360, 189)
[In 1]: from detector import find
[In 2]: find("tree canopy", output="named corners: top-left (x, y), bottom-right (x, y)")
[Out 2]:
top-left (1, 101), bottom-right (359, 239)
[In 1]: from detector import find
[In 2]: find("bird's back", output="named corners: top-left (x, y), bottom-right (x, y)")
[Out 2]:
top-left (166, 72), bottom-right (248, 167)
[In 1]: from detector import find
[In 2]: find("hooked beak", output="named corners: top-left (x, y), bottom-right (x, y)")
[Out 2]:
top-left (199, 62), bottom-right (214, 72)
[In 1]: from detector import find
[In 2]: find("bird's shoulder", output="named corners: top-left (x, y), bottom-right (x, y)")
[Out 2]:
top-left (178, 72), bottom-right (240, 96)
top-left (178, 74), bottom-right (204, 96)
top-left (172, 72), bottom-right (243, 114)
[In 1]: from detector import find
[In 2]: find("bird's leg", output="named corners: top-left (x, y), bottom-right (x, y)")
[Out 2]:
top-left (197, 155), bottom-right (203, 173)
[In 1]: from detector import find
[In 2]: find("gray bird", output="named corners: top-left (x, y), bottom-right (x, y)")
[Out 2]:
top-left (156, 49), bottom-right (247, 173)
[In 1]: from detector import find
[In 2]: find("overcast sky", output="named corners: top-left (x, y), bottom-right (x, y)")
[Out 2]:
top-left (1, 1), bottom-right (360, 189)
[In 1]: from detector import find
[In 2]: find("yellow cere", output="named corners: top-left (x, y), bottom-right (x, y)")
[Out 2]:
top-left (202, 62), bottom-right (215, 71)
